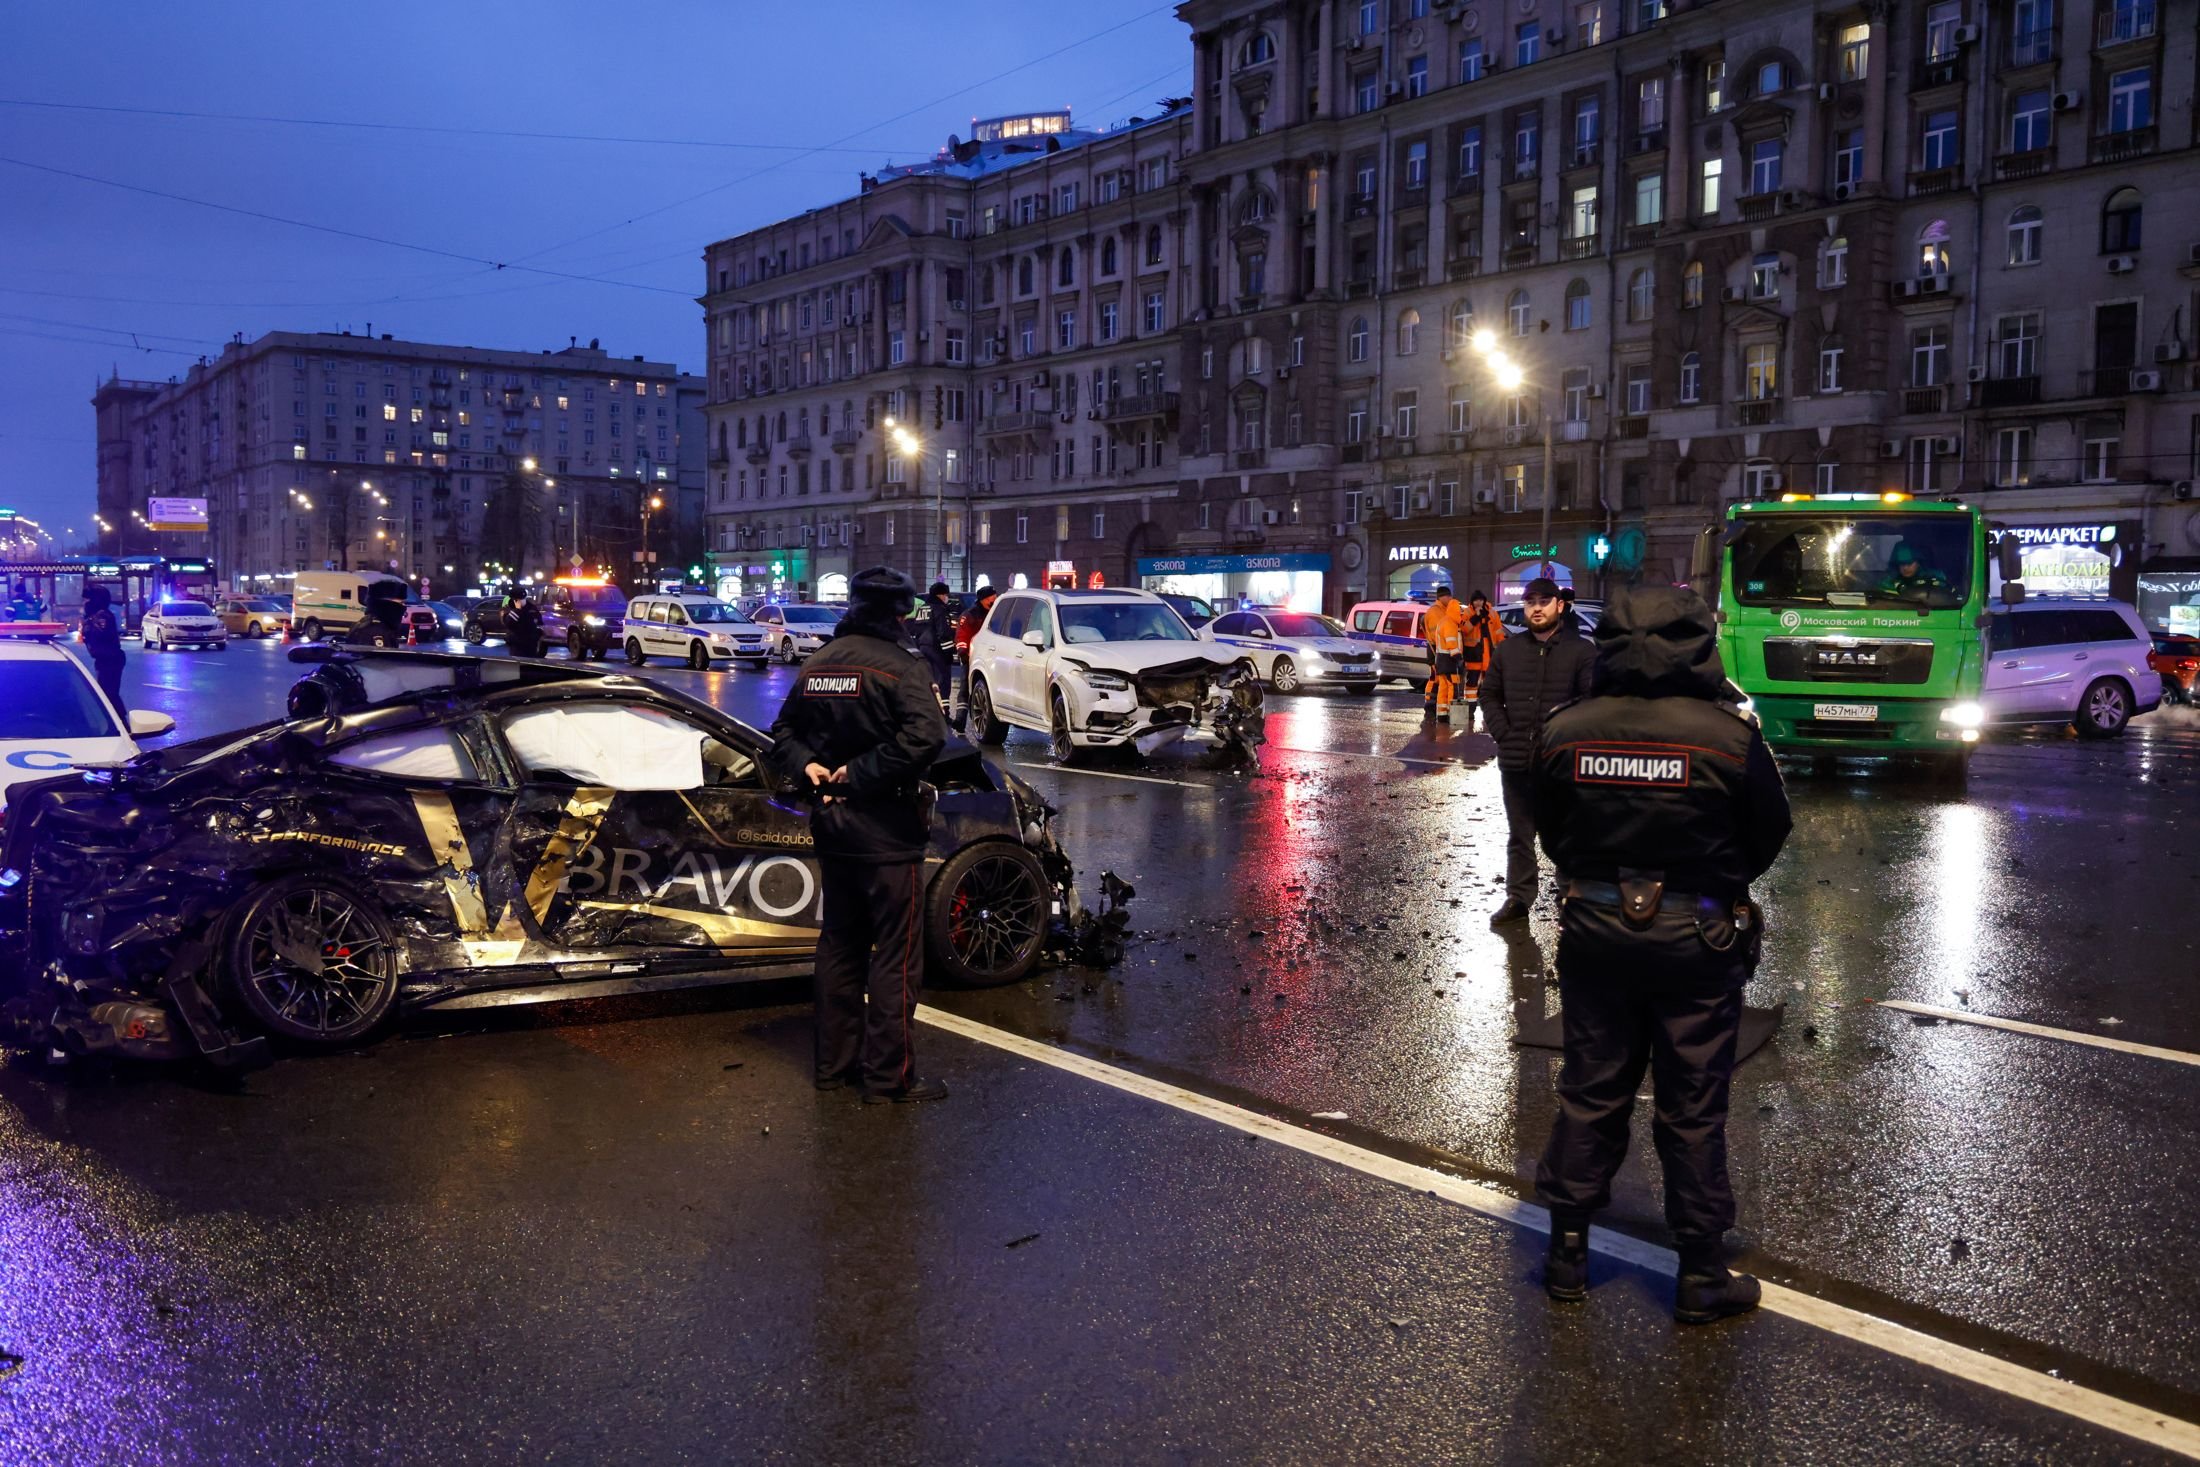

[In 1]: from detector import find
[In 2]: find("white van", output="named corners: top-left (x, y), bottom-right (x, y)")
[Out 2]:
top-left (291, 572), bottom-right (438, 643)
top-left (1345, 600), bottom-right (1432, 686)
top-left (621, 593), bottom-right (773, 669)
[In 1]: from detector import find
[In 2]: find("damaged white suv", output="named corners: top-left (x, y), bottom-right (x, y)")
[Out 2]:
top-left (965, 588), bottom-right (1265, 762)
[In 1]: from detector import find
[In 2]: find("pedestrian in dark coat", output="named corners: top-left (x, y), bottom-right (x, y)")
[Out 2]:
top-left (1480, 576), bottom-right (1596, 923)
top-left (79, 585), bottom-right (128, 716)
top-left (1529, 583), bottom-right (1792, 1322)
top-left (504, 588), bottom-right (545, 658)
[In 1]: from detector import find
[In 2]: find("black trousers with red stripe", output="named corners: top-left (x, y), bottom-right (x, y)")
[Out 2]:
top-left (814, 856), bottom-right (927, 1095)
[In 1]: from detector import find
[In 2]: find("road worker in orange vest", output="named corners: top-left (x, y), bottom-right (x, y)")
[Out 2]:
top-left (1460, 587), bottom-right (1505, 730)
top-left (1422, 585), bottom-right (1467, 723)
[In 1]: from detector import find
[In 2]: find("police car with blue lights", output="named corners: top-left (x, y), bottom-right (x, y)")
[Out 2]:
top-left (620, 593), bottom-right (772, 669)
top-left (0, 622), bottom-right (174, 813)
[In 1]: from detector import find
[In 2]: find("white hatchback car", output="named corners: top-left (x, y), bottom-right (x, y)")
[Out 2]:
top-left (749, 603), bottom-right (840, 663)
top-left (1981, 599), bottom-right (2162, 737)
top-left (140, 599), bottom-right (228, 651)
top-left (965, 588), bottom-right (1261, 761)
top-left (621, 594), bottom-right (773, 669)
top-left (0, 630), bottom-right (174, 811)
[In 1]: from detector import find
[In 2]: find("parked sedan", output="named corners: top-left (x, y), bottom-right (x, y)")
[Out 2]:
top-left (141, 600), bottom-right (229, 651)
top-left (216, 597), bottom-right (292, 639)
top-left (750, 603), bottom-right (840, 663)
top-left (2150, 635), bottom-right (2200, 704)
top-left (0, 646), bottom-right (1122, 1067)
top-left (1201, 609), bottom-right (1379, 694)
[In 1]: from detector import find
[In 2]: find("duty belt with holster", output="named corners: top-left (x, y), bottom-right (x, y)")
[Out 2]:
top-left (1564, 871), bottom-right (1763, 964)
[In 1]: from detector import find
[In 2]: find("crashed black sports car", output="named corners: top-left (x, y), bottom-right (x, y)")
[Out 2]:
top-left (0, 647), bottom-right (1123, 1067)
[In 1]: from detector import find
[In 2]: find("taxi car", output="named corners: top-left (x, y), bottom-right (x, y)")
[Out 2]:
top-left (0, 646), bottom-right (1119, 1067)
top-left (621, 594), bottom-right (772, 669)
top-left (0, 626), bottom-right (173, 813)
top-left (216, 597), bottom-right (293, 639)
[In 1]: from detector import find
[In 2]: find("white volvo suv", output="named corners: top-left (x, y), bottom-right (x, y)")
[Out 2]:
top-left (965, 588), bottom-right (1263, 762)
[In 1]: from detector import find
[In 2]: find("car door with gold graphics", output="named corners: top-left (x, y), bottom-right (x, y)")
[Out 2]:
top-left (496, 699), bottom-right (823, 962)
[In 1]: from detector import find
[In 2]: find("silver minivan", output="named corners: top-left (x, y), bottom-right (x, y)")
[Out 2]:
top-left (620, 594), bottom-right (772, 669)
top-left (1981, 599), bottom-right (2163, 737)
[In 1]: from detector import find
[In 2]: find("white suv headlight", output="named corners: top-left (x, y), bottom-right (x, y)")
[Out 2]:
top-left (1064, 662), bottom-right (1131, 692)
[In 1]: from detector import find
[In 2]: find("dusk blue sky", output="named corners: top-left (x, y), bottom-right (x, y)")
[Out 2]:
top-left (0, 2), bottom-right (1191, 544)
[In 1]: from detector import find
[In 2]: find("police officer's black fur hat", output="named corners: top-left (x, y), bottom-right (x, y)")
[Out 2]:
top-left (850, 564), bottom-right (918, 615)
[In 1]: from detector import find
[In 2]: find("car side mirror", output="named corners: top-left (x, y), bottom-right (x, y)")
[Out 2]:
top-left (1996, 533), bottom-right (2024, 584)
top-left (1021, 628), bottom-right (1049, 649)
top-left (127, 710), bottom-right (176, 737)
top-left (2000, 580), bottom-right (2026, 607)
top-left (1688, 524), bottom-right (1721, 591)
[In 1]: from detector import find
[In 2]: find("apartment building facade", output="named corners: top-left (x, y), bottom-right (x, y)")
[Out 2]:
top-left (94, 331), bottom-right (706, 595)
top-left (1177, 0), bottom-right (2200, 615)
top-left (700, 106), bottom-right (1199, 603)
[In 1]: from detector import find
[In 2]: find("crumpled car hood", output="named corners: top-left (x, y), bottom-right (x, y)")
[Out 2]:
top-left (1057, 642), bottom-right (1240, 676)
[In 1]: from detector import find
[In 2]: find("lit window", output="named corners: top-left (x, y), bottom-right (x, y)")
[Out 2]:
top-left (1838, 23), bottom-right (1869, 80)
top-left (2006, 206), bottom-right (2043, 265)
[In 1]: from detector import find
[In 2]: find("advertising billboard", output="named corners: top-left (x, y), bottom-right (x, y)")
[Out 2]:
top-left (147, 497), bottom-right (208, 532)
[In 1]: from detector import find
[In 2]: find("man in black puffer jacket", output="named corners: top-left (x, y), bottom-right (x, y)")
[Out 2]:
top-left (1480, 576), bottom-right (1596, 924)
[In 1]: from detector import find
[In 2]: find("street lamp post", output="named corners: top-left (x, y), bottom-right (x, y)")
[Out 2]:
top-left (1471, 330), bottom-right (1557, 583)
top-left (883, 416), bottom-right (937, 584)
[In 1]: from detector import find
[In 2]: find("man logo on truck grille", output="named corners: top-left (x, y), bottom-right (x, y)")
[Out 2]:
top-left (1574, 747), bottom-right (1691, 787)
top-left (802, 674), bottom-right (861, 696)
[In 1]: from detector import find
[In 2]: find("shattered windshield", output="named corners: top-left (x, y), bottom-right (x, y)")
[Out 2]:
top-left (1060, 602), bottom-right (1197, 644)
top-left (1730, 515), bottom-right (1971, 610)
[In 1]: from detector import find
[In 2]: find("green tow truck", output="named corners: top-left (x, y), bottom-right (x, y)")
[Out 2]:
top-left (1699, 493), bottom-right (2022, 782)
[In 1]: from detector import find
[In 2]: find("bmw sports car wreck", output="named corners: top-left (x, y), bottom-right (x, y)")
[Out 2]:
top-left (0, 648), bottom-right (1127, 1068)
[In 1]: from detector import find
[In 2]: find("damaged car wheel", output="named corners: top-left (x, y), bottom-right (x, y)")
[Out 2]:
top-left (1048, 689), bottom-right (1081, 765)
top-left (220, 877), bottom-right (402, 1047)
top-left (927, 843), bottom-right (1049, 987)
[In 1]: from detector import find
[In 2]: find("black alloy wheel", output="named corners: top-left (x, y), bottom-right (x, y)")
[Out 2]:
top-left (625, 638), bottom-right (647, 666)
top-left (687, 641), bottom-right (709, 671)
top-left (967, 678), bottom-right (1007, 745)
top-left (221, 877), bottom-right (402, 1046)
top-left (463, 620), bottom-right (483, 645)
top-left (2076, 677), bottom-right (2131, 738)
top-left (926, 843), bottom-right (1050, 986)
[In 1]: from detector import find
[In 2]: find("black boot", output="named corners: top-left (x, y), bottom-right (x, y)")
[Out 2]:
top-left (1544, 1218), bottom-right (1589, 1302)
top-left (1490, 898), bottom-right (1530, 925)
top-left (1674, 1239), bottom-right (1761, 1325)
top-left (1422, 700), bottom-right (1438, 721)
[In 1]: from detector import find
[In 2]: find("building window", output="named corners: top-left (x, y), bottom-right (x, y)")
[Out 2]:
top-left (1925, 0), bottom-right (1962, 61)
top-left (1407, 54), bottom-right (1429, 98)
top-left (2007, 205), bottom-right (2044, 265)
top-left (1909, 325), bottom-right (1949, 387)
top-left (1750, 252), bottom-right (1781, 298)
top-left (1565, 279), bottom-right (1592, 331)
top-left (1907, 438), bottom-right (1952, 496)
top-left (1500, 463), bottom-right (1527, 511)
top-left (1817, 341), bottom-right (1844, 393)
top-left (1994, 426), bottom-right (2035, 487)
top-left (1573, 96), bottom-right (1601, 154)
top-left (2107, 67), bottom-right (2153, 134)
top-left (1397, 308), bottom-right (1421, 355)
top-left (1820, 236), bottom-right (1848, 288)
top-left (1838, 23), bottom-right (1870, 80)
top-left (1345, 396), bottom-right (1368, 443)
top-left (1701, 57), bottom-right (1725, 111)
top-left (1624, 365), bottom-right (1651, 415)
top-left (2082, 430), bottom-right (2120, 483)
top-left (1506, 290), bottom-right (1532, 335)
top-left (2009, 90), bottom-right (2051, 154)
top-left (2101, 188), bottom-right (2142, 253)
top-left (1348, 316), bottom-right (1370, 362)
top-left (1356, 72), bottom-right (1379, 113)
top-left (1562, 367), bottom-right (1589, 421)
top-left (1700, 157), bottom-right (1723, 215)
top-left (1457, 123), bottom-right (1483, 178)
top-left (1756, 60), bottom-right (1784, 95)
top-left (1516, 21), bottom-right (1541, 67)
top-left (1459, 38), bottom-right (1485, 83)
top-left (1144, 292), bottom-right (1166, 333)
top-left (2011, 0), bottom-right (2055, 62)
top-left (1744, 459), bottom-right (1782, 498)
top-left (1569, 184), bottom-right (1599, 241)
top-left (1448, 385), bottom-right (1471, 431)
top-left (1749, 138), bottom-right (1782, 195)
top-left (1633, 172), bottom-right (1663, 225)
top-left (1099, 302), bottom-right (1120, 342)
top-left (1744, 341), bottom-right (1778, 400)
top-left (1832, 129), bottom-right (1863, 193)
top-left (1997, 311), bottom-right (2041, 379)
top-left (1637, 76), bottom-right (1666, 132)
top-left (1394, 389), bottom-right (1419, 438)
top-left (1403, 140), bottom-right (1430, 191)
top-left (1921, 109), bottom-right (1959, 172)
top-left (1679, 351), bottom-right (1702, 403)
top-left (1682, 259), bottom-right (1704, 308)
top-left (1627, 268), bottom-right (1654, 321)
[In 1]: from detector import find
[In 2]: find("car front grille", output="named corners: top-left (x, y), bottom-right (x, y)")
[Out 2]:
top-left (1762, 639), bottom-right (1935, 685)
top-left (1792, 719), bottom-right (1901, 741)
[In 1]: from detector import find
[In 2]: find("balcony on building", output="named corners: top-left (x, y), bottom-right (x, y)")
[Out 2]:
top-left (1447, 247), bottom-right (1482, 280)
top-left (1913, 56), bottom-right (1964, 91)
top-left (1902, 384), bottom-right (1950, 415)
top-left (830, 428), bottom-right (862, 453)
top-left (2082, 366), bottom-right (2138, 397)
top-left (2096, 2), bottom-right (2156, 48)
top-left (746, 443), bottom-right (770, 464)
top-left (2091, 126), bottom-right (2156, 164)
top-left (1617, 414), bottom-right (1649, 439)
top-left (708, 443), bottom-right (730, 464)
top-left (1996, 149), bottom-right (2052, 180)
top-left (1103, 391), bottom-right (1181, 425)
top-left (1976, 374), bottom-right (2042, 408)
top-left (1909, 166), bottom-right (1961, 197)
top-left (1502, 233), bottom-right (1537, 269)
top-left (1736, 398), bottom-right (1780, 427)
top-left (1560, 233), bottom-right (1598, 260)
top-left (1233, 447), bottom-right (1267, 471)
top-left (1348, 193), bottom-right (1376, 220)
top-left (2005, 25), bottom-right (2058, 67)
top-left (1230, 526), bottom-right (1266, 546)
top-left (1626, 129), bottom-right (1666, 158)
top-left (981, 410), bottom-right (1052, 436)
top-left (1889, 274), bottom-right (1955, 306)
top-left (786, 434), bottom-right (813, 459)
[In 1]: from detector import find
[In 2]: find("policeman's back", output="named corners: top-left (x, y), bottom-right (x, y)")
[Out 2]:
top-left (1533, 585), bottom-right (1791, 903)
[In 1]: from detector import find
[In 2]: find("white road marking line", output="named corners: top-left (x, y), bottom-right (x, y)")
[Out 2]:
top-left (1876, 1000), bottom-right (2200, 1069)
top-left (1263, 743), bottom-right (1462, 768)
top-left (917, 1006), bottom-right (2200, 1460)
top-left (1005, 760), bottom-right (1212, 790)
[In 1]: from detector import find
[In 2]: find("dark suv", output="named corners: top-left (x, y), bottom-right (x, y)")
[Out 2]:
top-left (542, 579), bottom-right (628, 659)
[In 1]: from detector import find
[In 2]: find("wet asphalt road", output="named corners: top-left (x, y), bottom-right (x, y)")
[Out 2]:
top-left (4, 634), bottom-right (2198, 1463)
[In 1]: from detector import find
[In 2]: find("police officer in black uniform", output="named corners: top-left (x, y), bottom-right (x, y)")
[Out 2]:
top-left (917, 580), bottom-right (958, 699)
top-left (1530, 584), bottom-right (1792, 1323)
top-left (768, 566), bottom-right (950, 1104)
top-left (80, 585), bottom-right (128, 716)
